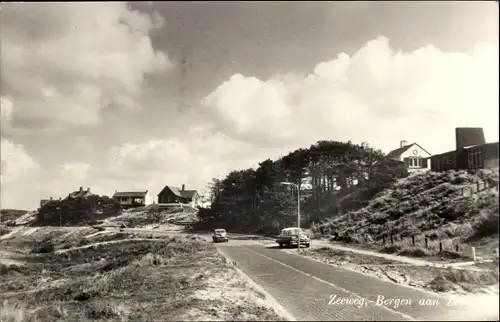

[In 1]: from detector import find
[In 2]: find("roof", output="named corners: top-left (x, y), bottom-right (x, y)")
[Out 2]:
top-left (463, 141), bottom-right (499, 150)
top-left (113, 191), bottom-right (148, 198)
top-left (69, 190), bottom-right (91, 199)
top-left (432, 141), bottom-right (499, 158)
top-left (181, 190), bottom-right (198, 198)
top-left (386, 143), bottom-right (431, 159)
top-left (158, 186), bottom-right (198, 199)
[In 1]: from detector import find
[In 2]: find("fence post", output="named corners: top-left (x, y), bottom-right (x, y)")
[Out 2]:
top-left (471, 247), bottom-right (476, 261)
top-left (461, 188), bottom-right (464, 195)
top-left (382, 236), bottom-right (385, 244)
top-left (390, 235), bottom-right (394, 244)
top-left (477, 182), bottom-right (480, 191)
top-left (455, 244), bottom-right (459, 252)
top-left (412, 235), bottom-right (415, 246)
top-left (439, 241), bottom-right (443, 253)
top-left (425, 237), bottom-right (428, 248)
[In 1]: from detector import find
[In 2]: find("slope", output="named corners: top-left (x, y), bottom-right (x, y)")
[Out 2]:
top-left (314, 169), bottom-right (499, 259)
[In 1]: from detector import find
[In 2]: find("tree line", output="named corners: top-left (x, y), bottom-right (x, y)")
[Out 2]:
top-left (196, 140), bottom-right (409, 234)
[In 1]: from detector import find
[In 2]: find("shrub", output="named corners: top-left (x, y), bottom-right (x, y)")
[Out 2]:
top-left (473, 211), bottom-right (499, 237)
top-left (31, 242), bottom-right (55, 254)
top-left (380, 245), bottom-right (401, 254)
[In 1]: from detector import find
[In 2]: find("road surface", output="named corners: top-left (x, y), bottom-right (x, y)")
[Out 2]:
top-left (209, 236), bottom-right (498, 321)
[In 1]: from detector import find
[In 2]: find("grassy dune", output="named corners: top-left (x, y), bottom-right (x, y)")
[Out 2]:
top-left (314, 169), bottom-right (499, 260)
top-left (0, 231), bottom-right (287, 321)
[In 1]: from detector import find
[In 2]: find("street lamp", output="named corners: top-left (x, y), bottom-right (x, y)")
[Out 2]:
top-left (280, 181), bottom-right (301, 251)
top-left (56, 207), bottom-right (61, 227)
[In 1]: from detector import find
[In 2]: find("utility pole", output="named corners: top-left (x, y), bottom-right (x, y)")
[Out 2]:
top-left (280, 182), bottom-right (301, 252)
top-left (56, 207), bottom-right (62, 227)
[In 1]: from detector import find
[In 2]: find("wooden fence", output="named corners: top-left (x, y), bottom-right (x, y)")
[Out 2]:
top-left (320, 177), bottom-right (499, 261)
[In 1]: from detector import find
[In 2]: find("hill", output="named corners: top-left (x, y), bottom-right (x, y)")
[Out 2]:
top-left (196, 140), bottom-right (408, 234)
top-left (313, 169), bottom-right (499, 259)
top-left (0, 209), bottom-right (29, 223)
top-left (101, 204), bottom-right (199, 228)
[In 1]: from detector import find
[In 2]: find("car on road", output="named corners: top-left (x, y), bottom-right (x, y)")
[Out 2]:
top-left (212, 229), bottom-right (229, 243)
top-left (275, 227), bottom-right (310, 248)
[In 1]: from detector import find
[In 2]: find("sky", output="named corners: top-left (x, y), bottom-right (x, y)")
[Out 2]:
top-left (1, 1), bottom-right (499, 210)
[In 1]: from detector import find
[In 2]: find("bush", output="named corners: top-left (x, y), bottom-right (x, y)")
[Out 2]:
top-left (398, 247), bottom-right (431, 257)
top-left (0, 227), bottom-right (11, 236)
top-left (380, 245), bottom-right (401, 254)
top-left (31, 242), bottom-right (55, 254)
top-left (474, 212), bottom-right (499, 237)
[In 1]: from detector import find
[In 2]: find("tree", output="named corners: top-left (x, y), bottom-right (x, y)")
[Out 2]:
top-left (200, 139), bottom-right (408, 234)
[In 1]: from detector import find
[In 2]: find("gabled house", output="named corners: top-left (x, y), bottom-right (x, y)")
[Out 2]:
top-left (66, 187), bottom-right (92, 200)
top-left (112, 190), bottom-right (150, 209)
top-left (386, 140), bottom-right (432, 173)
top-left (157, 184), bottom-right (199, 208)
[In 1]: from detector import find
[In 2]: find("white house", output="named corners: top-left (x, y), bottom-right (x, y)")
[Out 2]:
top-left (386, 140), bottom-right (432, 173)
top-left (112, 190), bottom-right (152, 209)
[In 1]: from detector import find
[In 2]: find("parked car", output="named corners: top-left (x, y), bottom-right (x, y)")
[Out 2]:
top-left (275, 227), bottom-right (310, 248)
top-left (212, 228), bottom-right (228, 243)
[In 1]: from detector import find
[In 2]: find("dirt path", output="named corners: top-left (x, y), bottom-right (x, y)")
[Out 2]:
top-left (53, 238), bottom-right (166, 254)
top-left (312, 240), bottom-right (491, 272)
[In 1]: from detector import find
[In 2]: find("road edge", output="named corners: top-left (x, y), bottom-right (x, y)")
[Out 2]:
top-left (215, 248), bottom-right (296, 321)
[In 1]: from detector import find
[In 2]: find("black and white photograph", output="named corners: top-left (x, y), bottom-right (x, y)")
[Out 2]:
top-left (0, 1), bottom-right (498, 321)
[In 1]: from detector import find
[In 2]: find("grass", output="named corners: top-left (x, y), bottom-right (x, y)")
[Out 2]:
top-left (104, 207), bottom-right (198, 228)
top-left (428, 267), bottom-right (500, 293)
top-left (0, 231), bottom-right (286, 321)
top-left (313, 169), bottom-right (499, 261)
top-left (0, 209), bottom-right (29, 223)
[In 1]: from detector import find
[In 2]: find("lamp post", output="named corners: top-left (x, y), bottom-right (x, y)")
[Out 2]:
top-left (280, 181), bottom-right (300, 251)
top-left (56, 207), bottom-right (61, 227)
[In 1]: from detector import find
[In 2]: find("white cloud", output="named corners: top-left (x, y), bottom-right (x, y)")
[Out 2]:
top-left (0, 96), bottom-right (14, 132)
top-left (58, 36), bottom-right (499, 205)
top-left (2, 35), bottom-right (498, 210)
top-left (0, 2), bottom-right (171, 127)
top-left (90, 126), bottom-right (291, 199)
top-left (202, 36), bottom-right (499, 153)
top-left (0, 138), bottom-right (39, 184)
top-left (0, 138), bottom-right (94, 209)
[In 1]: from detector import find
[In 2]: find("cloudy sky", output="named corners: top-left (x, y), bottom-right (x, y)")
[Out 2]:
top-left (1, 1), bottom-right (498, 210)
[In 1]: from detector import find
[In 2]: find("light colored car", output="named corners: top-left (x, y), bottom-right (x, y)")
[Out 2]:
top-left (275, 227), bottom-right (310, 248)
top-left (212, 228), bottom-right (228, 243)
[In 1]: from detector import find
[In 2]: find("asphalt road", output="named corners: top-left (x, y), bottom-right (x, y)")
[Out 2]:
top-left (212, 237), bottom-right (498, 321)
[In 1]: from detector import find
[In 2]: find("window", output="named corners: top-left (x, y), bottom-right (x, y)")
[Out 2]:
top-left (281, 228), bottom-right (302, 236)
top-left (468, 148), bottom-right (482, 168)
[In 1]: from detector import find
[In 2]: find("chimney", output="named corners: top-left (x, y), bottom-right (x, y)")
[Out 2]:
top-left (455, 127), bottom-right (486, 151)
top-left (79, 186), bottom-right (83, 192)
top-left (87, 187), bottom-right (91, 193)
top-left (50, 197), bottom-right (53, 201)
top-left (400, 140), bottom-right (408, 148)
top-left (182, 184), bottom-right (185, 191)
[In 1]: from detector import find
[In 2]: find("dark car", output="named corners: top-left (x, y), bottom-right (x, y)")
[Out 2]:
top-left (212, 229), bottom-right (228, 243)
top-left (275, 227), bottom-right (310, 248)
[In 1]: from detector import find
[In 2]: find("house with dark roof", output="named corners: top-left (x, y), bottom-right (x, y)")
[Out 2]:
top-left (386, 140), bottom-right (432, 173)
top-left (430, 127), bottom-right (499, 172)
top-left (112, 190), bottom-right (150, 209)
top-left (66, 187), bottom-right (92, 200)
top-left (157, 184), bottom-right (199, 207)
